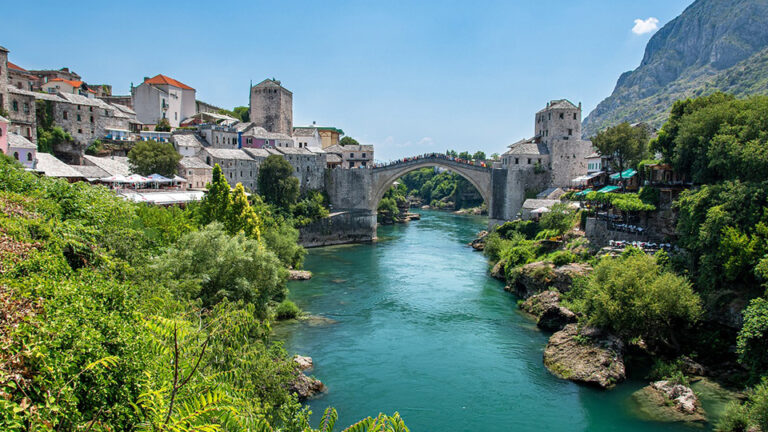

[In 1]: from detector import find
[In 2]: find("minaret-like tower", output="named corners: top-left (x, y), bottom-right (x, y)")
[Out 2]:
top-left (248, 78), bottom-right (293, 136)
top-left (535, 99), bottom-right (591, 187)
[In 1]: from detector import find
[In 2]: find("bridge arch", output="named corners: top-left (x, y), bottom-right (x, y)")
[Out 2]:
top-left (369, 159), bottom-right (493, 213)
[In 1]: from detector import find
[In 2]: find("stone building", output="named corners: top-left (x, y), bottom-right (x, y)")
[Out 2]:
top-left (132, 74), bottom-right (196, 127)
top-left (41, 78), bottom-right (87, 96)
top-left (292, 126), bottom-right (322, 150)
top-left (502, 99), bottom-right (591, 189)
top-left (201, 148), bottom-right (259, 191)
top-left (178, 156), bottom-right (212, 190)
top-left (274, 147), bottom-right (326, 191)
top-left (0, 115), bottom-right (8, 155)
top-left (240, 124), bottom-right (293, 149)
top-left (7, 88), bottom-right (37, 143)
top-left (195, 100), bottom-right (222, 115)
top-left (325, 144), bottom-right (374, 168)
top-left (249, 79), bottom-right (292, 136)
top-left (295, 123), bottom-right (344, 149)
top-left (8, 133), bottom-right (37, 169)
top-left (27, 67), bottom-right (81, 90)
top-left (200, 124), bottom-right (239, 149)
top-left (172, 132), bottom-right (204, 157)
top-left (8, 61), bottom-right (36, 91)
top-left (0, 46), bottom-right (9, 113)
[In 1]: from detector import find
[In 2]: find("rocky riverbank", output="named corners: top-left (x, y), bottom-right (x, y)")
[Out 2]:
top-left (290, 355), bottom-right (326, 400)
top-left (543, 324), bottom-right (626, 389)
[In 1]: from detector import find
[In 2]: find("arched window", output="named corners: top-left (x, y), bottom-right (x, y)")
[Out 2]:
top-left (27, 153), bottom-right (32, 161)
top-left (13, 152), bottom-right (19, 160)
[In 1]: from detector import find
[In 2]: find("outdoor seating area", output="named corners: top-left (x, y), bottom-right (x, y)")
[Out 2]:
top-left (96, 173), bottom-right (187, 190)
top-left (606, 239), bottom-right (675, 252)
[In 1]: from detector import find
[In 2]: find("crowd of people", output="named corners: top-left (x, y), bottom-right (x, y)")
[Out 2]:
top-left (373, 153), bottom-right (490, 169)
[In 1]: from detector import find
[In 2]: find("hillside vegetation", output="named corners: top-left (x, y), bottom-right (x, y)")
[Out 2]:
top-left (0, 160), bottom-right (404, 431)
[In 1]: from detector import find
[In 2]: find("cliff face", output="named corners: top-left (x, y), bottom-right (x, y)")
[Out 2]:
top-left (583, 0), bottom-right (768, 137)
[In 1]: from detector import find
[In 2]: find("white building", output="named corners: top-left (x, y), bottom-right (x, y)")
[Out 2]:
top-left (132, 74), bottom-right (196, 127)
top-left (292, 126), bottom-right (322, 150)
top-left (172, 133), bottom-right (204, 157)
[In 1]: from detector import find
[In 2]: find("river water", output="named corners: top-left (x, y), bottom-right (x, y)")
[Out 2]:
top-left (278, 210), bottom-right (705, 432)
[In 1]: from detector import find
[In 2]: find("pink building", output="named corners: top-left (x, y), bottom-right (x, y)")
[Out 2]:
top-left (0, 115), bottom-right (8, 155)
top-left (8, 133), bottom-right (37, 169)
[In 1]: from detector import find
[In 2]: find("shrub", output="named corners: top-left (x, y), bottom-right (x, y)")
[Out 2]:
top-left (737, 297), bottom-right (768, 376)
top-left (496, 219), bottom-right (540, 240)
top-left (716, 379), bottom-right (768, 432)
top-left (551, 250), bottom-right (578, 266)
top-left (648, 358), bottom-right (690, 386)
top-left (275, 299), bottom-right (301, 320)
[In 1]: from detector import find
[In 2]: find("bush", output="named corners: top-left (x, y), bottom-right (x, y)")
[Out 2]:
top-left (737, 297), bottom-right (768, 376)
top-left (539, 203), bottom-right (578, 236)
top-left (496, 219), bottom-right (540, 240)
top-left (550, 250), bottom-right (578, 266)
top-left (573, 253), bottom-right (703, 349)
top-left (648, 358), bottom-right (690, 386)
top-left (275, 299), bottom-right (301, 320)
top-left (716, 379), bottom-right (768, 432)
top-left (262, 222), bottom-right (306, 269)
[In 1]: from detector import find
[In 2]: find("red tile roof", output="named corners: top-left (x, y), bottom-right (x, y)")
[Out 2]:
top-left (8, 61), bottom-right (26, 72)
top-left (144, 74), bottom-right (194, 90)
top-left (48, 78), bottom-right (84, 88)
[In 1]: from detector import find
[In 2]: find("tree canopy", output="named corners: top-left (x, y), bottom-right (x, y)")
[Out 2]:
top-left (154, 117), bottom-right (172, 132)
top-left (339, 136), bottom-right (359, 146)
top-left (127, 140), bottom-right (181, 176)
top-left (591, 122), bottom-right (649, 178)
top-left (257, 155), bottom-right (299, 209)
top-left (651, 92), bottom-right (768, 184)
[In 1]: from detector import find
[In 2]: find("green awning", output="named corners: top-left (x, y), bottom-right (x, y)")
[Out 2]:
top-left (574, 188), bottom-right (593, 197)
top-left (609, 169), bottom-right (637, 180)
top-left (597, 185), bottom-right (619, 193)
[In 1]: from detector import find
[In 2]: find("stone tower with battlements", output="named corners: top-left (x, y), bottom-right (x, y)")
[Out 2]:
top-left (535, 99), bottom-right (591, 187)
top-left (249, 79), bottom-right (293, 136)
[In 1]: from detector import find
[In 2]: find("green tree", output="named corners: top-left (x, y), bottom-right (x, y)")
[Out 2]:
top-left (737, 297), bottom-right (768, 376)
top-left (233, 106), bottom-right (250, 122)
top-left (36, 126), bottom-right (74, 154)
top-left (591, 122), bottom-right (649, 181)
top-left (154, 117), bottom-right (171, 132)
top-left (227, 183), bottom-right (262, 239)
top-left (257, 155), bottom-right (299, 209)
top-left (538, 203), bottom-right (577, 236)
top-left (197, 164), bottom-right (232, 225)
top-left (574, 253), bottom-right (703, 349)
top-left (127, 140), bottom-right (181, 176)
top-left (262, 222), bottom-right (306, 269)
top-left (472, 151), bottom-right (486, 160)
top-left (154, 223), bottom-right (287, 315)
top-left (339, 136), bottom-right (359, 146)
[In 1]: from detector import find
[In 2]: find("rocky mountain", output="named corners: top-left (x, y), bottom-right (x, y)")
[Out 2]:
top-left (583, 0), bottom-right (768, 137)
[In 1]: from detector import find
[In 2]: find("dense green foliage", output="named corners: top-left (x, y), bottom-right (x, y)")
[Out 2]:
top-left (538, 203), bottom-right (578, 238)
top-left (292, 190), bottom-right (330, 226)
top-left (128, 140), bottom-right (182, 176)
top-left (0, 160), bottom-right (404, 430)
top-left (339, 136), bottom-right (359, 146)
top-left (737, 298), bottom-right (768, 377)
top-left (716, 378), bottom-right (768, 432)
top-left (258, 155), bottom-right (300, 209)
top-left (568, 252), bottom-right (702, 349)
top-left (154, 118), bottom-right (172, 132)
top-left (218, 106), bottom-right (250, 122)
top-left (397, 166), bottom-right (483, 210)
top-left (276, 299), bottom-right (302, 320)
top-left (590, 122), bottom-right (650, 179)
top-left (652, 93), bottom-right (768, 184)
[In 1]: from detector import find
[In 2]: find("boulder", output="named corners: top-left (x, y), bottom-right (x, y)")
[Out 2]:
top-left (469, 230), bottom-right (488, 251)
top-left (538, 305), bottom-right (578, 332)
top-left (490, 260), bottom-right (506, 281)
top-left (293, 355), bottom-right (313, 371)
top-left (520, 290), bottom-right (560, 316)
top-left (288, 270), bottom-right (312, 280)
top-left (290, 372), bottom-right (326, 401)
top-left (543, 324), bottom-right (626, 389)
top-left (630, 381), bottom-right (707, 423)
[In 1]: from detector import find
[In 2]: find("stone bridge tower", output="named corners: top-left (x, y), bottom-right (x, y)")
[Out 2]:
top-left (535, 99), bottom-right (591, 187)
top-left (249, 79), bottom-right (293, 136)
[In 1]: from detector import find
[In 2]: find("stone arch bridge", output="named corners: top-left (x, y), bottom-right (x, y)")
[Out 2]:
top-left (316, 154), bottom-right (548, 243)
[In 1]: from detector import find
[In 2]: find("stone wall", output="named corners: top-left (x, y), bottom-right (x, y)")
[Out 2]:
top-left (0, 48), bottom-right (8, 113)
top-left (298, 210), bottom-right (377, 247)
top-left (249, 81), bottom-right (293, 136)
top-left (585, 217), bottom-right (651, 248)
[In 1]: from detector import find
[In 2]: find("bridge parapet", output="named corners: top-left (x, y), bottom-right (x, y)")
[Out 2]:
top-left (372, 154), bottom-right (491, 173)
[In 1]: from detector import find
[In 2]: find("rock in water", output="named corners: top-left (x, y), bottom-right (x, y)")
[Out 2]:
top-left (288, 270), bottom-right (312, 280)
top-left (512, 262), bottom-right (592, 298)
top-left (293, 355), bottom-right (313, 370)
top-left (290, 372), bottom-right (326, 401)
top-left (543, 324), bottom-right (626, 389)
top-left (520, 290), bottom-right (578, 332)
top-left (630, 381), bottom-right (707, 423)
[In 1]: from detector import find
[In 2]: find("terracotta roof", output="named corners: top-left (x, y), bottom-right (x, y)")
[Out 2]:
top-left (47, 78), bottom-right (84, 88)
top-left (144, 74), bottom-right (194, 90)
top-left (7, 62), bottom-right (26, 72)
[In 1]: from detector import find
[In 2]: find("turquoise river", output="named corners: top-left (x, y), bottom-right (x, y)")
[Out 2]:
top-left (278, 210), bottom-right (714, 432)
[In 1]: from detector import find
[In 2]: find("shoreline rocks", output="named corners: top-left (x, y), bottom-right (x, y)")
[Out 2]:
top-left (469, 230), bottom-right (488, 251)
top-left (543, 324), bottom-right (626, 389)
top-left (519, 290), bottom-right (577, 332)
top-left (511, 261), bottom-right (592, 299)
top-left (631, 381), bottom-right (707, 423)
top-left (290, 355), bottom-right (326, 400)
top-left (288, 270), bottom-right (312, 280)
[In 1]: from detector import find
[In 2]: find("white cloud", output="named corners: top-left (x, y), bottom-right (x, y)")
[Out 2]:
top-left (632, 17), bottom-right (659, 35)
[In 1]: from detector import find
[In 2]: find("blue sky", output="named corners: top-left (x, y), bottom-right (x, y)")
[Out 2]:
top-left (3, 0), bottom-right (692, 160)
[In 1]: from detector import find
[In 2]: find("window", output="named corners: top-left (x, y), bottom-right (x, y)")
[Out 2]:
top-left (362, 153), bottom-right (366, 158)
top-left (77, 105), bottom-right (81, 110)
top-left (12, 101), bottom-right (18, 112)
top-left (90, 116), bottom-right (94, 123)
top-left (350, 153), bottom-right (355, 158)
top-left (528, 158), bottom-right (531, 164)
top-left (23, 103), bottom-right (29, 114)
top-left (538, 158), bottom-right (541, 164)
top-left (515, 158), bottom-right (519, 164)
top-left (63, 111), bottom-right (68, 120)
top-left (27, 153), bottom-right (32, 161)
top-left (573, 113), bottom-right (577, 120)
top-left (568, 129), bottom-right (573, 136)
top-left (77, 114), bottom-right (81, 121)
top-left (175, 112), bottom-right (178, 120)
top-left (548, 113), bottom-right (551, 120)
top-left (13, 152), bottom-right (19, 160)
top-left (559, 113), bottom-right (563, 119)
top-left (105, 109), bottom-right (109, 116)
top-left (89, 106), bottom-right (93, 112)
top-left (0, 128), bottom-right (2, 137)
top-left (26, 127), bottom-right (31, 138)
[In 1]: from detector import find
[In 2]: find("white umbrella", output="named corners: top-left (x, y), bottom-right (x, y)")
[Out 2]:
top-left (100, 175), bottom-right (128, 183)
top-left (125, 174), bottom-right (150, 183)
top-left (532, 206), bottom-right (551, 214)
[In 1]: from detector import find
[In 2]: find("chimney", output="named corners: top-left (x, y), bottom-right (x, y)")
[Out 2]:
top-left (144, 77), bottom-right (150, 82)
